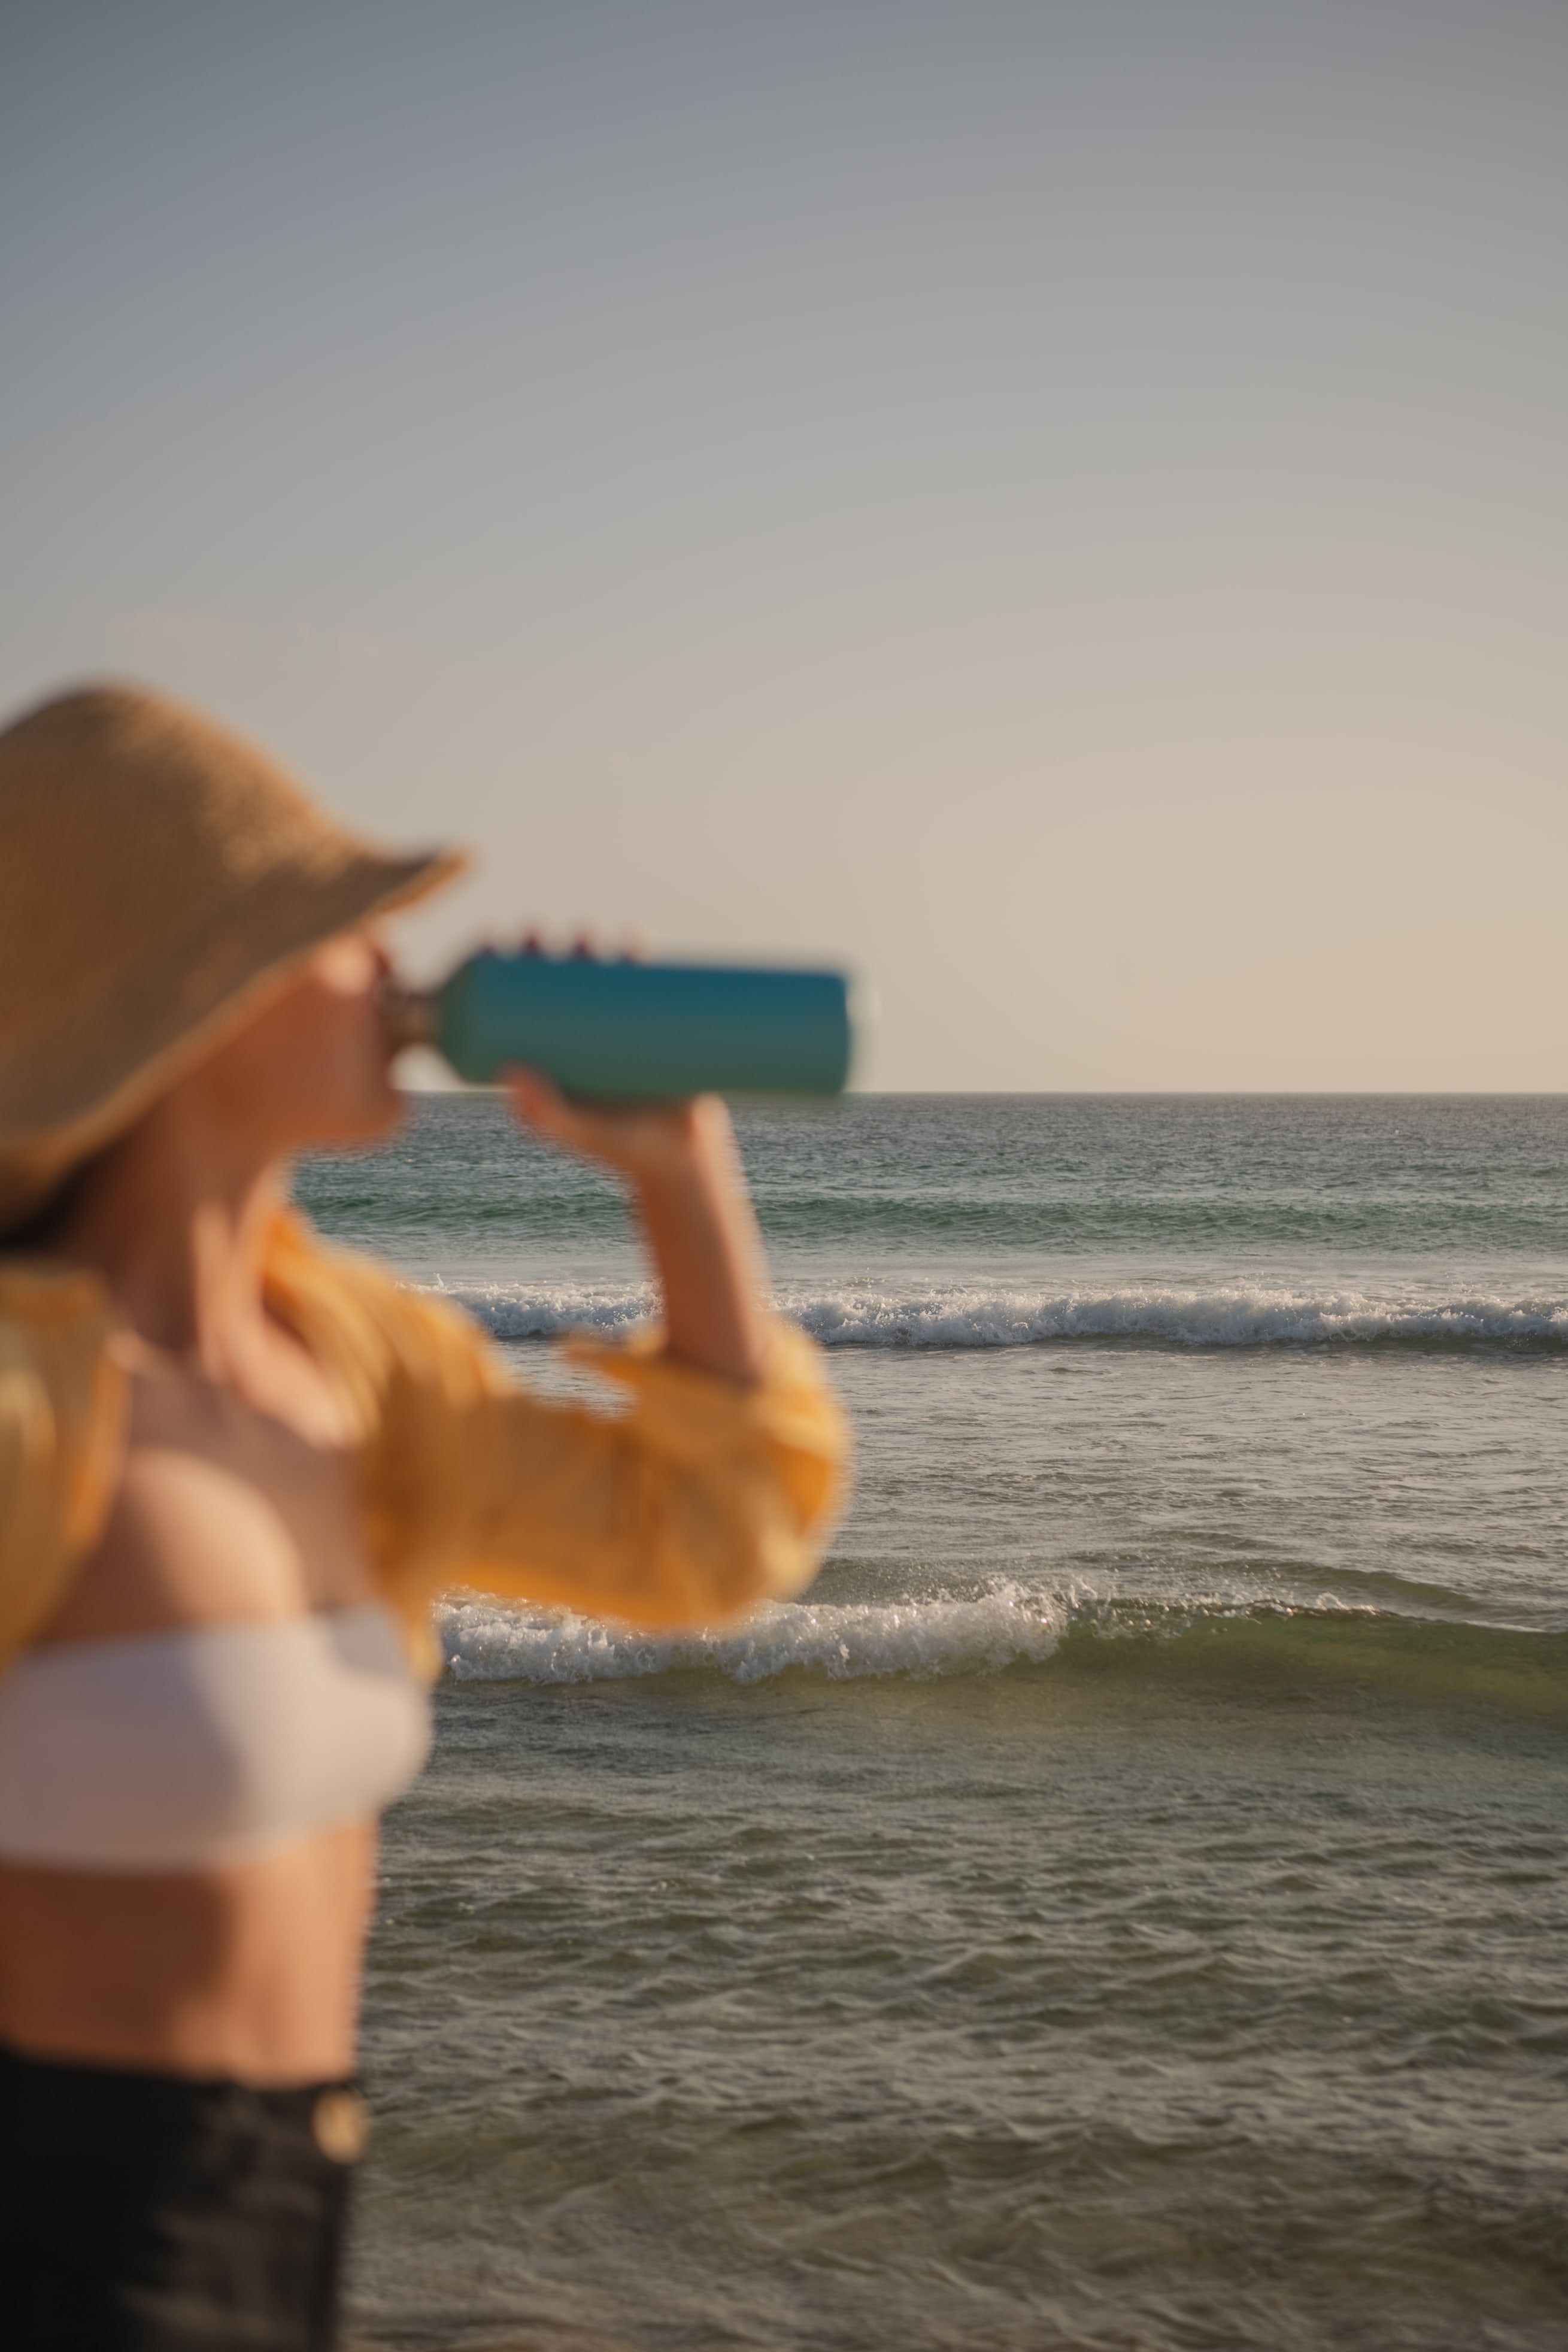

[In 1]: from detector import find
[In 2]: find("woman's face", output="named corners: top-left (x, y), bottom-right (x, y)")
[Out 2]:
top-left (193, 928), bottom-right (405, 1155)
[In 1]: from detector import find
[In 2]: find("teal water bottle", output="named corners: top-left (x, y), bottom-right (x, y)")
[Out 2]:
top-left (392, 949), bottom-right (855, 1098)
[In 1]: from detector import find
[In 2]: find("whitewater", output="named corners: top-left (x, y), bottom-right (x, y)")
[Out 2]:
top-left (431, 1269), bottom-right (1568, 1349)
top-left (294, 1092), bottom-right (1568, 2351)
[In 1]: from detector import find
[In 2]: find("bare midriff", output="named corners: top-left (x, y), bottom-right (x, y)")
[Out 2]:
top-left (0, 1825), bottom-right (377, 2084)
top-left (0, 1337), bottom-right (389, 2087)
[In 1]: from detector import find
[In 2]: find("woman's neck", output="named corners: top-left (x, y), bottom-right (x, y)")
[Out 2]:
top-left (56, 1095), bottom-right (289, 1379)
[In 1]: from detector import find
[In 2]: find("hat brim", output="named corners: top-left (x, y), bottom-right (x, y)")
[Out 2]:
top-left (0, 841), bottom-right (465, 1231)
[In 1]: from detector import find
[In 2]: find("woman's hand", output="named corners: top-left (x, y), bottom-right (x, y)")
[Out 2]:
top-left (503, 1068), bottom-right (719, 1189)
top-left (503, 1067), bottom-right (770, 1388)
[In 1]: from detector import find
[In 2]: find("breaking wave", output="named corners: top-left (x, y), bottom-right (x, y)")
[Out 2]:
top-left (436, 1586), bottom-right (1568, 1715)
top-left (440, 1581), bottom-right (1063, 1684)
top-left (418, 1277), bottom-right (1568, 1351)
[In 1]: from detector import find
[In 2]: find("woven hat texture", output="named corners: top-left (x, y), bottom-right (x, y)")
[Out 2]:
top-left (0, 681), bottom-right (462, 1225)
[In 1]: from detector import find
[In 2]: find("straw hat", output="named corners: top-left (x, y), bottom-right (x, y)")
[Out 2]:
top-left (0, 681), bottom-right (464, 1229)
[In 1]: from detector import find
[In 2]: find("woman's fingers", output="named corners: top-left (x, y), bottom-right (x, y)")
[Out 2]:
top-left (503, 1065), bottom-right (562, 1124)
top-left (502, 1066), bottom-right (708, 1180)
top-left (504, 1066), bottom-right (594, 1153)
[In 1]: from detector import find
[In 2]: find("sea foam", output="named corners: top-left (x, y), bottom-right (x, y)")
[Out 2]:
top-left (435, 1586), bottom-right (1568, 1713)
top-left (417, 1277), bottom-right (1568, 1351)
top-left (439, 1583), bottom-right (1063, 1684)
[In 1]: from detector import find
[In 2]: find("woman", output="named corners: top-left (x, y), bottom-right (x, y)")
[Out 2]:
top-left (0, 684), bottom-right (848, 2350)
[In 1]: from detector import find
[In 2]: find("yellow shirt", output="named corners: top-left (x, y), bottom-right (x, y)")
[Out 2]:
top-left (0, 1210), bottom-right (850, 1678)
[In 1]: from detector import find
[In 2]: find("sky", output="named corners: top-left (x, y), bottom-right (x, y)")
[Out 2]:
top-left (2, 1), bottom-right (1564, 1089)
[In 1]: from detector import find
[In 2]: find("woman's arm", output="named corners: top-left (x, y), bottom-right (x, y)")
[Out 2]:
top-left (504, 1074), bottom-right (769, 1387)
top-left (294, 1080), bottom-right (846, 1634)
top-left (265, 1205), bottom-right (849, 1640)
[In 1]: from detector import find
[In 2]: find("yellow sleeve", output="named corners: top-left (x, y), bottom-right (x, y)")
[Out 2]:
top-left (263, 1221), bottom-right (850, 1645)
top-left (359, 1290), bottom-right (850, 1633)
top-left (0, 1268), bottom-right (127, 1671)
top-left (459, 1317), bottom-right (847, 1625)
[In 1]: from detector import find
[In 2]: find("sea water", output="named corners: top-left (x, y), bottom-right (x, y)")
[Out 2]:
top-left (296, 1096), bottom-right (1568, 2351)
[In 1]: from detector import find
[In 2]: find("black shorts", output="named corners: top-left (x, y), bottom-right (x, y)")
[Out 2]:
top-left (0, 2043), bottom-right (366, 2351)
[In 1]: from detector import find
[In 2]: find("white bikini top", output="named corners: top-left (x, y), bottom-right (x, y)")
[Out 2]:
top-left (0, 1604), bottom-right (432, 1873)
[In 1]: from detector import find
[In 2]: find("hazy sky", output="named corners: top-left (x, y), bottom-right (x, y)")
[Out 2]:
top-left (2, 3), bottom-right (1564, 1087)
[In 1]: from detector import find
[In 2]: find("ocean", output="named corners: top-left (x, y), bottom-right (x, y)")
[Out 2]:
top-left (295, 1093), bottom-right (1568, 2352)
